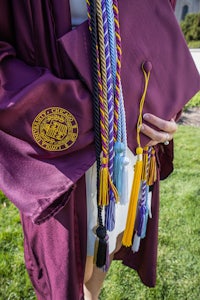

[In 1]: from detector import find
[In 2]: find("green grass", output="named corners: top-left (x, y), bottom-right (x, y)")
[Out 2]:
top-left (0, 124), bottom-right (200, 300)
top-left (185, 91), bottom-right (200, 110)
top-left (0, 194), bottom-right (36, 300)
top-left (188, 40), bottom-right (200, 48)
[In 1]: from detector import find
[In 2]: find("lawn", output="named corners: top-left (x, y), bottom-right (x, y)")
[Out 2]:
top-left (0, 124), bottom-right (200, 300)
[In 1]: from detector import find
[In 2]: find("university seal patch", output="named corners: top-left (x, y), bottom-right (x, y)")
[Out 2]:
top-left (32, 107), bottom-right (78, 151)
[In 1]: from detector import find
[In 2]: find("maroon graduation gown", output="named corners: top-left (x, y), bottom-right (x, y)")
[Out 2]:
top-left (1, 0), bottom-right (196, 299)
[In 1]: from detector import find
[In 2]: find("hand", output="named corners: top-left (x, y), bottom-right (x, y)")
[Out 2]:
top-left (140, 113), bottom-right (178, 147)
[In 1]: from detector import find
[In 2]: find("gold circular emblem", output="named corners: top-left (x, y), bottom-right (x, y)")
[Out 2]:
top-left (32, 107), bottom-right (78, 151)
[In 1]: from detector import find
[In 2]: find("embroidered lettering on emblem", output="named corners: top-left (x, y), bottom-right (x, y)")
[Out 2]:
top-left (32, 107), bottom-right (78, 151)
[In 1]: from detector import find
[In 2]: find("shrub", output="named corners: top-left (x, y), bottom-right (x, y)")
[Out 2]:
top-left (180, 13), bottom-right (200, 43)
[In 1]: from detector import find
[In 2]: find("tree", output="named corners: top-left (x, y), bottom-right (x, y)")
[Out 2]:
top-left (180, 13), bottom-right (200, 43)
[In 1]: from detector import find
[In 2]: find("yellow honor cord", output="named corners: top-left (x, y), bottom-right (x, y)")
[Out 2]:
top-left (122, 147), bottom-right (143, 246)
top-left (147, 148), bottom-right (157, 186)
top-left (141, 146), bottom-right (149, 181)
top-left (98, 157), bottom-right (119, 206)
top-left (136, 66), bottom-right (151, 148)
top-left (122, 62), bottom-right (152, 247)
top-left (98, 157), bottom-right (109, 206)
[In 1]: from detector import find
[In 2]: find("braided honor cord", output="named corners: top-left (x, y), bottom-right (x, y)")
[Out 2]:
top-left (86, 0), bottom-right (128, 268)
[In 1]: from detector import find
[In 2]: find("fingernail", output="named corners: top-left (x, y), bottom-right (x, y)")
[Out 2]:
top-left (143, 113), bottom-right (149, 120)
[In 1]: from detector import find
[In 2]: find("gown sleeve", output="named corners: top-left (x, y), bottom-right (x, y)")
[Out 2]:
top-left (157, 0), bottom-right (179, 181)
top-left (0, 41), bottom-right (95, 224)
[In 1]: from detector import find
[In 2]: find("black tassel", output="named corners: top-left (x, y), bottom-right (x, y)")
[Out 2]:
top-left (95, 225), bottom-right (107, 268)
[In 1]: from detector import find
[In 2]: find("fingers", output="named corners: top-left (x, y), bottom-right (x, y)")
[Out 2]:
top-left (140, 113), bottom-right (178, 147)
top-left (143, 113), bottom-right (177, 133)
top-left (140, 123), bottom-right (171, 146)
